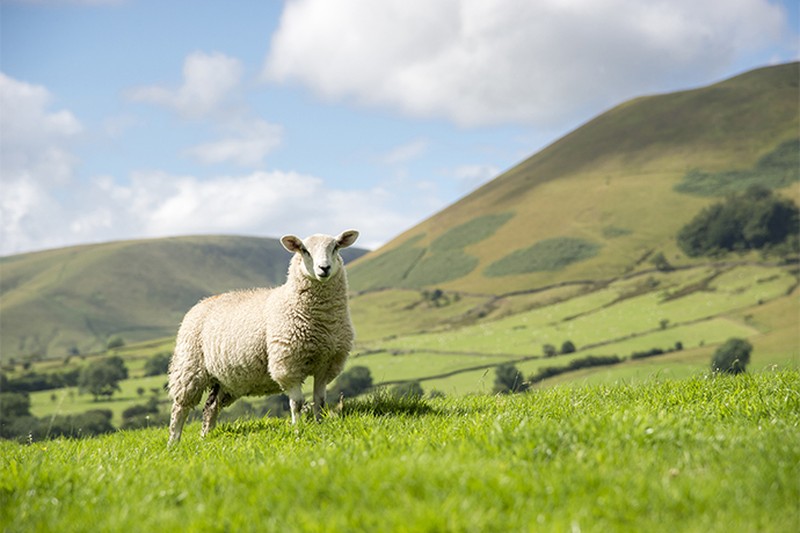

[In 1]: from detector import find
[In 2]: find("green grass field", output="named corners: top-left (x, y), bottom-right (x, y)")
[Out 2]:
top-left (3, 370), bottom-right (798, 532)
top-left (19, 262), bottom-right (798, 423)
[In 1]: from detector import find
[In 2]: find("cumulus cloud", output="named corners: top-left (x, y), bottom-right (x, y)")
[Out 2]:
top-left (185, 118), bottom-right (283, 167)
top-left (128, 51), bottom-right (244, 119)
top-left (79, 171), bottom-right (418, 250)
top-left (0, 73), bottom-right (83, 254)
top-left (130, 51), bottom-right (284, 168)
top-left (264, 0), bottom-right (789, 126)
top-left (2, 165), bottom-right (423, 254)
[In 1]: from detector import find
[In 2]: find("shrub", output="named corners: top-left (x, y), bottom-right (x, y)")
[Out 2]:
top-left (530, 355), bottom-right (623, 384)
top-left (630, 348), bottom-right (665, 360)
top-left (711, 338), bottom-right (752, 375)
top-left (493, 364), bottom-right (528, 394)
top-left (561, 340), bottom-right (576, 355)
top-left (330, 366), bottom-right (373, 398)
top-left (391, 381), bottom-right (424, 399)
top-left (107, 336), bottom-right (125, 350)
top-left (650, 252), bottom-right (673, 272)
top-left (542, 344), bottom-right (557, 358)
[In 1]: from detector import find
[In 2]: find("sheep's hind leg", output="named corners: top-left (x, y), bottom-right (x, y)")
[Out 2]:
top-left (312, 376), bottom-right (327, 422)
top-left (168, 403), bottom-right (191, 446)
top-left (286, 384), bottom-right (304, 425)
top-left (202, 384), bottom-right (234, 437)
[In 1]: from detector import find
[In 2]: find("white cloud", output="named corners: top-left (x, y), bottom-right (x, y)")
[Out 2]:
top-left (130, 51), bottom-right (284, 168)
top-left (185, 119), bottom-right (283, 167)
top-left (0, 73), bottom-right (83, 254)
top-left (128, 51), bottom-right (243, 119)
top-left (264, 0), bottom-right (789, 126)
top-left (380, 138), bottom-right (429, 165)
top-left (83, 170), bottom-right (418, 250)
top-left (1, 166), bottom-right (426, 254)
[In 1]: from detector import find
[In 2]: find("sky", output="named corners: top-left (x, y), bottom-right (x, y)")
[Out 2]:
top-left (1, 0), bottom-right (797, 255)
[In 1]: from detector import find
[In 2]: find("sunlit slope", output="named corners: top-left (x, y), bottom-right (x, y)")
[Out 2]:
top-left (349, 62), bottom-right (799, 294)
top-left (0, 235), bottom-right (366, 359)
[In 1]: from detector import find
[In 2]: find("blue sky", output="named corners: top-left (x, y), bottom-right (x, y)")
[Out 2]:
top-left (1, 0), bottom-right (797, 254)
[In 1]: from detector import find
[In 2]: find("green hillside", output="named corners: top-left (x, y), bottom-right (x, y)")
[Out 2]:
top-left (3, 371), bottom-right (798, 532)
top-left (348, 62), bottom-right (799, 294)
top-left (0, 235), bottom-right (366, 359)
top-left (1, 63), bottom-right (797, 408)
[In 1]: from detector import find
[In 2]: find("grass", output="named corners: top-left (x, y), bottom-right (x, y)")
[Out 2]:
top-left (2, 371), bottom-right (798, 532)
top-left (674, 138), bottom-right (800, 196)
top-left (20, 264), bottom-right (798, 423)
top-left (373, 265), bottom-right (793, 357)
top-left (485, 237), bottom-right (602, 277)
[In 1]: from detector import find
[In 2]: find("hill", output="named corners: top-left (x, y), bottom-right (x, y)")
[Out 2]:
top-left (0, 235), bottom-right (367, 359)
top-left (3, 371), bottom-right (798, 532)
top-left (348, 62), bottom-right (799, 294)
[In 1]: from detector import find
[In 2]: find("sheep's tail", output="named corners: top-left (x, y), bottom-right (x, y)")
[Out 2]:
top-left (168, 309), bottom-right (210, 408)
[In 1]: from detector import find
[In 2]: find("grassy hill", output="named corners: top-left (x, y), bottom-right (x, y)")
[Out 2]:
top-left (3, 371), bottom-right (798, 532)
top-left (348, 62), bottom-right (799, 294)
top-left (0, 235), bottom-right (367, 359)
top-left (2, 63), bottom-right (797, 421)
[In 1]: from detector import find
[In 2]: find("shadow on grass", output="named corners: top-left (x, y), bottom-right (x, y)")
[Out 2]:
top-left (212, 391), bottom-right (440, 438)
top-left (340, 390), bottom-right (439, 417)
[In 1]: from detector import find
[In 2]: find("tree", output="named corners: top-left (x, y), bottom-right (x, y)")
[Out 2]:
top-left (330, 366), bottom-right (373, 398)
top-left (711, 338), bottom-right (752, 375)
top-left (542, 344), bottom-right (557, 358)
top-left (493, 364), bottom-right (528, 394)
top-left (391, 381), bottom-right (424, 399)
top-left (678, 186), bottom-right (799, 257)
top-left (650, 252), bottom-right (673, 272)
top-left (560, 340), bottom-right (576, 355)
top-left (143, 352), bottom-right (171, 376)
top-left (78, 358), bottom-right (129, 401)
top-left (0, 392), bottom-right (32, 419)
top-left (107, 336), bottom-right (125, 350)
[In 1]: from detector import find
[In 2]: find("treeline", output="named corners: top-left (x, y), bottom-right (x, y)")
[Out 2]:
top-left (678, 186), bottom-right (799, 258)
top-left (494, 342), bottom-right (685, 393)
top-left (0, 392), bottom-right (115, 442)
top-left (1, 368), bottom-right (81, 394)
top-left (1, 352), bottom-right (170, 396)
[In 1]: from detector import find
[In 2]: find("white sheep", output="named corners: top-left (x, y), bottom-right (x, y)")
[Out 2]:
top-left (167, 230), bottom-right (360, 445)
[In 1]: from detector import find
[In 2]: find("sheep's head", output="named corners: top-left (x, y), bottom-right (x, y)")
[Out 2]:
top-left (281, 230), bottom-right (359, 282)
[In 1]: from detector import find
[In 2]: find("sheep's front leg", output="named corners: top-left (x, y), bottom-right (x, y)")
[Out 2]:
top-left (313, 376), bottom-right (327, 422)
top-left (286, 384), bottom-right (304, 424)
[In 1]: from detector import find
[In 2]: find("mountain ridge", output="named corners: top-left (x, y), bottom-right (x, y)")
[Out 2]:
top-left (348, 62), bottom-right (799, 294)
top-left (0, 234), bottom-right (367, 359)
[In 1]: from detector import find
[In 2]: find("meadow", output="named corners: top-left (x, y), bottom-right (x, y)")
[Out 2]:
top-left (17, 261), bottom-right (798, 427)
top-left (2, 370), bottom-right (798, 532)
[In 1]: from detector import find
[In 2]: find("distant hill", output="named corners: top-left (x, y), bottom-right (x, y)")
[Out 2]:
top-left (348, 62), bottom-right (800, 294)
top-left (0, 235), bottom-right (368, 359)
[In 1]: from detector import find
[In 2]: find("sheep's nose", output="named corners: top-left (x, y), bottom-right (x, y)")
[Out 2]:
top-left (318, 265), bottom-right (331, 277)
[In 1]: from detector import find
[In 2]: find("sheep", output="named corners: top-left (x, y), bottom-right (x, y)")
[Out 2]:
top-left (167, 230), bottom-right (360, 445)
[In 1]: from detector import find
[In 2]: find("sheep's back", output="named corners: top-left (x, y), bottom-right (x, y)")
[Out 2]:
top-left (199, 289), bottom-right (279, 395)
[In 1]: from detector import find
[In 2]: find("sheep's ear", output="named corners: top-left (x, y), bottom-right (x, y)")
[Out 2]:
top-left (281, 235), bottom-right (304, 253)
top-left (336, 230), bottom-right (359, 249)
